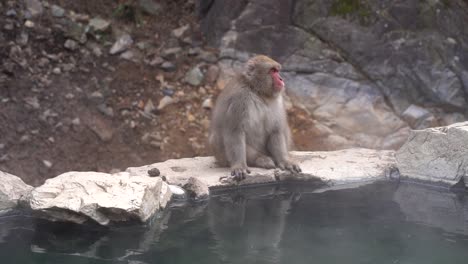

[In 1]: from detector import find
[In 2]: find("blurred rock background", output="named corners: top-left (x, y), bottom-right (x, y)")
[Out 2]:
top-left (1, 0), bottom-right (467, 185)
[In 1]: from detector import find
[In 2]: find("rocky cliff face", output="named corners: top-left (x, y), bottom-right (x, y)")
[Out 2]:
top-left (199, 0), bottom-right (468, 149)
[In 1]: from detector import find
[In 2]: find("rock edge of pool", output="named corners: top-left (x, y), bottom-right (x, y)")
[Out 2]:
top-left (1, 121), bottom-right (468, 226)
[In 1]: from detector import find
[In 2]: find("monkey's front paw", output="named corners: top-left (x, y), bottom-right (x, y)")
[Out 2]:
top-left (277, 160), bottom-right (302, 173)
top-left (230, 166), bottom-right (251, 181)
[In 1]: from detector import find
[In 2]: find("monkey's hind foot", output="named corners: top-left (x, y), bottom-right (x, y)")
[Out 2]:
top-left (230, 167), bottom-right (251, 181)
top-left (277, 160), bottom-right (302, 173)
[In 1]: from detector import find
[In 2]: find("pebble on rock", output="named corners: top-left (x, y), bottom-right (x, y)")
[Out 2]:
top-left (147, 167), bottom-right (161, 177)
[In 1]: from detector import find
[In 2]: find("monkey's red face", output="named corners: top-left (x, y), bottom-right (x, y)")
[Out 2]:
top-left (270, 68), bottom-right (284, 92)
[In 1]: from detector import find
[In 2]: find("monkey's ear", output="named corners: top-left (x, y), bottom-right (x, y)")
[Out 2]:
top-left (244, 60), bottom-right (256, 80)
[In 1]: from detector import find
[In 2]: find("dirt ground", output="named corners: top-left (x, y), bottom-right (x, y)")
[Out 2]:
top-left (0, 0), bottom-right (326, 186)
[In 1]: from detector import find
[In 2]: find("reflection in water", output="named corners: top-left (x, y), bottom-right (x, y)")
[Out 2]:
top-left (0, 182), bottom-right (468, 264)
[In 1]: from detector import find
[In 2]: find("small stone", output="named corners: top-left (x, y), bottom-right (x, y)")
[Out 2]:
top-left (160, 61), bottom-right (176, 72)
top-left (64, 39), bottom-right (79, 51)
top-left (161, 47), bottom-right (182, 60)
top-left (62, 63), bottom-right (75, 72)
top-left (52, 67), bottom-right (61, 74)
top-left (24, 96), bottom-right (40, 109)
top-left (204, 65), bottom-right (220, 84)
top-left (65, 93), bottom-right (74, 99)
top-left (171, 24), bottom-right (190, 38)
top-left (109, 34), bottom-right (133, 55)
top-left (64, 20), bottom-right (87, 43)
top-left (162, 87), bottom-right (175, 97)
top-left (157, 96), bottom-right (175, 110)
top-left (136, 41), bottom-right (152, 50)
top-left (88, 17), bottom-right (111, 32)
top-left (183, 177), bottom-right (209, 200)
top-left (6, 9), bottom-right (17, 17)
top-left (447, 37), bottom-right (457, 45)
top-left (202, 98), bottom-right (213, 110)
top-left (198, 51), bottom-right (217, 63)
top-left (38, 58), bottom-right (50, 67)
top-left (144, 99), bottom-right (156, 114)
top-left (90, 91), bottom-right (104, 99)
top-left (187, 113), bottom-right (196, 122)
top-left (120, 50), bottom-right (134, 60)
top-left (168, 185), bottom-right (186, 199)
top-left (16, 32), bottom-right (29, 46)
top-left (20, 135), bottom-right (31, 143)
top-left (184, 66), bottom-right (204, 86)
top-left (149, 56), bottom-right (164, 66)
top-left (25, 0), bottom-right (44, 17)
top-left (51, 5), bottom-right (65, 17)
top-left (97, 104), bottom-right (114, 117)
top-left (0, 143), bottom-right (4, 150)
top-left (24, 20), bottom-right (35, 28)
top-left (138, 0), bottom-right (162, 15)
top-left (147, 167), bottom-right (160, 177)
top-left (0, 154), bottom-right (9, 162)
top-left (48, 137), bottom-right (55, 143)
top-left (402, 105), bottom-right (433, 129)
top-left (42, 160), bottom-right (53, 168)
top-left (72, 118), bottom-right (81, 126)
top-left (4, 24), bottom-right (14, 31)
top-left (187, 47), bottom-right (201, 56)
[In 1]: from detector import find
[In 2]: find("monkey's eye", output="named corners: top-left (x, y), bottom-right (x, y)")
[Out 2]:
top-left (270, 68), bottom-right (279, 73)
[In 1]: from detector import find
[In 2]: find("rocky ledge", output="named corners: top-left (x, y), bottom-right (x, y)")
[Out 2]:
top-left (1, 122), bottom-right (467, 226)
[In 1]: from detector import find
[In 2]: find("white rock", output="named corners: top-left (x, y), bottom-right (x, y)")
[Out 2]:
top-left (202, 98), bottom-right (213, 110)
top-left (29, 171), bottom-right (172, 225)
top-left (396, 122), bottom-right (468, 186)
top-left (109, 34), bottom-right (133, 55)
top-left (88, 17), bottom-right (111, 32)
top-left (126, 149), bottom-right (397, 198)
top-left (172, 24), bottom-right (190, 38)
top-left (24, 20), bottom-right (35, 28)
top-left (0, 171), bottom-right (33, 211)
top-left (42, 160), bottom-right (53, 168)
top-left (157, 96), bottom-right (175, 110)
top-left (168, 185), bottom-right (186, 197)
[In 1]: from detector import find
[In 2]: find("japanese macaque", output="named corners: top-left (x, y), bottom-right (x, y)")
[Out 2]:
top-left (209, 55), bottom-right (301, 180)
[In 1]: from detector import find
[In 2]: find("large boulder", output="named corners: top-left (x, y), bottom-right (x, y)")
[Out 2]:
top-left (396, 122), bottom-right (468, 186)
top-left (126, 148), bottom-right (398, 198)
top-left (29, 171), bottom-right (172, 225)
top-left (199, 0), bottom-right (468, 150)
top-left (0, 171), bottom-right (33, 211)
